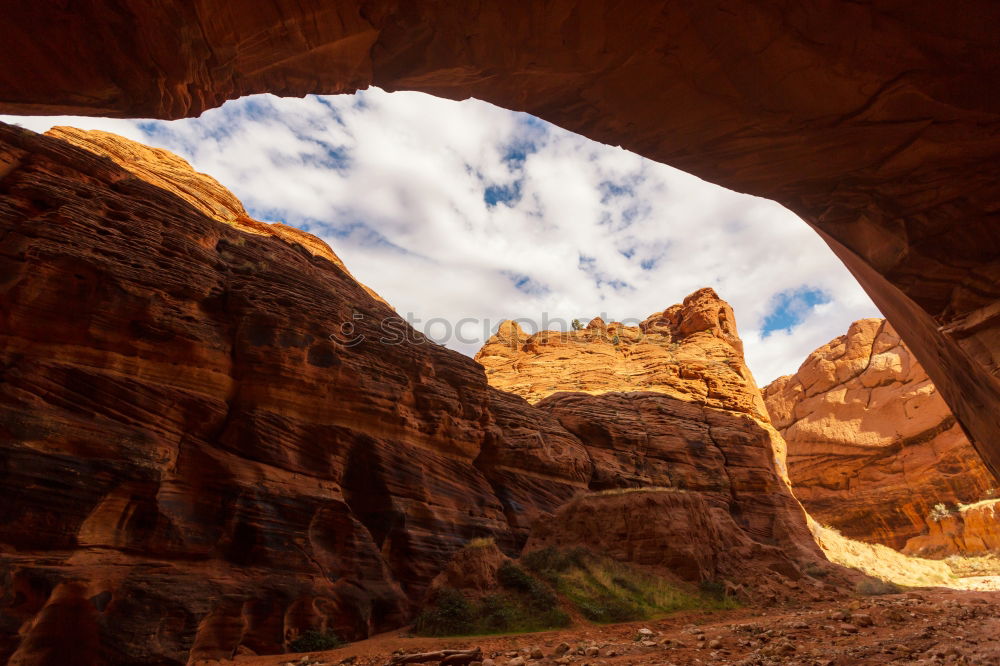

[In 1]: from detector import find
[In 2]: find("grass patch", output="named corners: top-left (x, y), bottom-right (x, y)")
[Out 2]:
top-left (698, 579), bottom-right (727, 601)
top-left (416, 548), bottom-right (742, 637)
top-left (288, 630), bottom-right (343, 652)
top-left (465, 536), bottom-right (496, 548)
top-left (522, 547), bottom-right (738, 623)
top-left (414, 563), bottom-right (570, 637)
top-left (944, 553), bottom-right (1000, 577)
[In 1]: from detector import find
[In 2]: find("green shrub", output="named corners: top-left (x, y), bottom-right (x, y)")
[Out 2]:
top-left (612, 575), bottom-right (640, 593)
top-left (571, 319), bottom-right (584, 331)
top-left (525, 547), bottom-right (738, 624)
top-left (478, 593), bottom-right (570, 632)
top-left (521, 546), bottom-right (587, 582)
top-left (419, 550), bottom-right (740, 637)
top-left (928, 503), bottom-right (954, 522)
top-left (414, 583), bottom-right (569, 637)
top-left (414, 589), bottom-right (475, 636)
top-left (698, 579), bottom-right (727, 601)
top-left (498, 562), bottom-right (557, 608)
top-left (574, 595), bottom-right (645, 623)
top-left (479, 593), bottom-right (519, 631)
top-left (288, 630), bottom-right (343, 652)
top-left (497, 561), bottom-right (535, 592)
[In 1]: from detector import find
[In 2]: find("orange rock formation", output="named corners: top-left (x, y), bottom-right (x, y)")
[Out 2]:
top-left (477, 288), bottom-right (826, 595)
top-left (526, 490), bottom-right (842, 604)
top-left (476, 289), bottom-right (760, 415)
top-left (765, 319), bottom-right (999, 555)
top-left (0, 123), bottom-right (592, 664)
top-left (47, 125), bottom-right (388, 305)
top-left (2, 1), bottom-right (998, 479)
top-left (0, 123), bottom-right (845, 663)
top-left (906, 501), bottom-right (1000, 558)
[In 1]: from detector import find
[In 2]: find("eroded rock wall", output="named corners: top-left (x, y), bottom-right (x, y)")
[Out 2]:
top-left (764, 319), bottom-right (998, 554)
top-left (476, 289), bottom-right (825, 590)
top-left (1, 1), bottom-right (998, 477)
top-left (0, 122), bottom-right (842, 663)
top-left (0, 123), bottom-right (591, 664)
top-left (905, 501), bottom-right (1000, 558)
top-left (524, 490), bottom-right (847, 605)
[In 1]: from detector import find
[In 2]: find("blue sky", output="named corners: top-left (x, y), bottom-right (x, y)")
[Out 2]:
top-left (1, 89), bottom-right (880, 384)
top-left (762, 288), bottom-right (833, 337)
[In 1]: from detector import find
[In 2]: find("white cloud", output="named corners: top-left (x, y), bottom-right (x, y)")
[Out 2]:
top-left (1, 89), bottom-right (880, 385)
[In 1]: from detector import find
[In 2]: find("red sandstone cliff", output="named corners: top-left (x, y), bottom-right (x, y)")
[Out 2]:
top-left (476, 289), bottom-right (830, 597)
top-left (905, 501), bottom-right (1000, 558)
top-left (0, 123), bottom-right (592, 664)
top-left (764, 319), bottom-right (999, 556)
top-left (45, 125), bottom-right (388, 307)
top-left (0, 122), bottom-right (850, 664)
top-left (1, 1), bottom-right (998, 482)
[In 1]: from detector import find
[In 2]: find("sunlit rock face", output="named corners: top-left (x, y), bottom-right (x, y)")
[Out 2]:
top-left (0, 123), bottom-right (841, 664)
top-left (45, 126), bottom-right (390, 306)
top-left (764, 319), bottom-right (998, 555)
top-left (0, 123), bottom-right (593, 664)
top-left (476, 288), bottom-right (761, 415)
top-left (476, 289), bottom-right (829, 599)
top-left (904, 500), bottom-right (1000, 557)
top-left (1, 1), bottom-right (998, 478)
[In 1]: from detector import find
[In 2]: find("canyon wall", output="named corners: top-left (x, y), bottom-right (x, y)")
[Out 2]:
top-left (0, 124), bottom-right (836, 665)
top-left (1, 1), bottom-right (998, 478)
top-left (476, 289), bottom-right (827, 595)
top-left (765, 319), bottom-right (999, 556)
top-left (905, 501), bottom-right (1000, 557)
top-left (0, 122), bottom-right (595, 664)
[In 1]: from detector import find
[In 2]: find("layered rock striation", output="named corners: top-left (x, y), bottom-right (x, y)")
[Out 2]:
top-left (476, 290), bottom-right (759, 414)
top-left (6, 118), bottom-right (983, 664)
top-left (1, 1), bottom-right (999, 479)
top-left (45, 126), bottom-right (387, 305)
top-left (476, 289), bottom-right (827, 594)
top-left (905, 501), bottom-right (1000, 558)
top-left (0, 123), bottom-right (589, 664)
top-left (0, 121), bottom-right (845, 664)
top-left (764, 319), bottom-right (998, 555)
top-left (525, 490), bottom-right (840, 604)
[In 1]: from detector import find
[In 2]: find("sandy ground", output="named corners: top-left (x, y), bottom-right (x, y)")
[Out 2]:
top-left (224, 586), bottom-right (1000, 666)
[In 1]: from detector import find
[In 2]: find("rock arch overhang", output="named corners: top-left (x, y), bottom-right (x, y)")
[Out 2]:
top-left (2, 0), bottom-right (999, 477)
